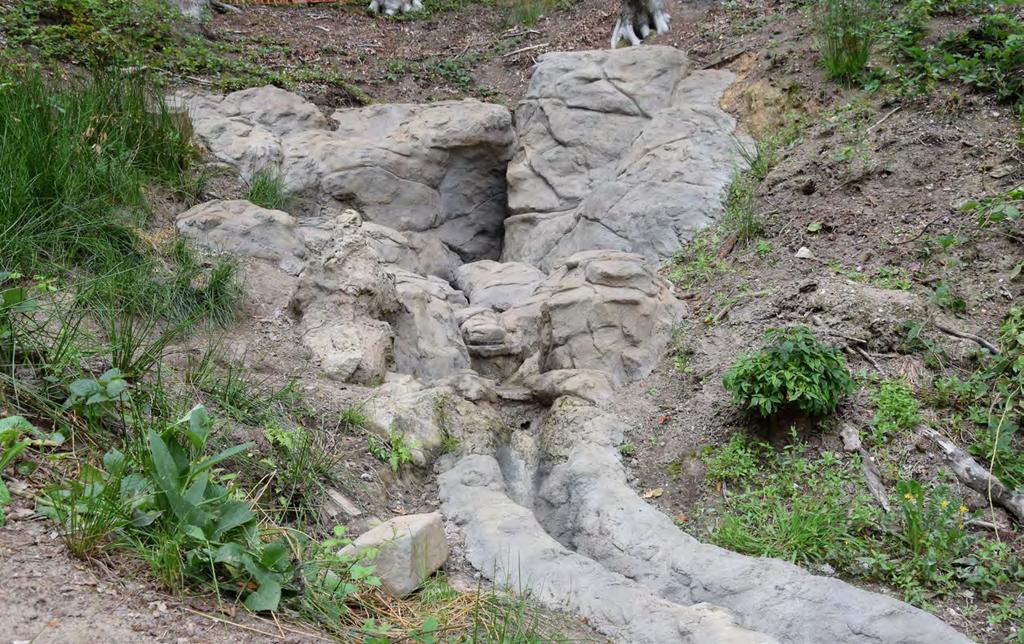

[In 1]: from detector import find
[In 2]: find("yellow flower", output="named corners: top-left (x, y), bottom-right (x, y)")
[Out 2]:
top-left (940, 500), bottom-right (949, 509)
top-left (903, 493), bottom-right (915, 501)
top-left (959, 505), bottom-right (968, 514)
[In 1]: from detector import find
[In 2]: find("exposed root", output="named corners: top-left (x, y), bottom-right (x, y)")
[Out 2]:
top-left (934, 322), bottom-right (1000, 355)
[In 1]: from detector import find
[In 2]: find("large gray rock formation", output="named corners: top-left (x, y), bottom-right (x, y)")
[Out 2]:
top-left (389, 270), bottom-right (471, 381)
top-left (460, 251), bottom-right (684, 386)
top-left (182, 88), bottom-right (513, 262)
top-left (439, 398), bottom-right (971, 644)
top-left (176, 201), bottom-right (475, 384)
top-left (501, 47), bottom-right (747, 271)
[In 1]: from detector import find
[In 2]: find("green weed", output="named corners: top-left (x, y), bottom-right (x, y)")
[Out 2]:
top-left (723, 326), bottom-right (855, 420)
top-left (367, 428), bottom-right (416, 472)
top-left (691, 434), bottom-right (1022, 609)
top-left (868, 379), bottom-right (920, 445)
top-left (669, 230), bottom-right (727, 290)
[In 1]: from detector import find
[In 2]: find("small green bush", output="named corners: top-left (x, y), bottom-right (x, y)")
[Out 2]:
top-left (723, 326), bottom-right (855, 419)
top-left (815, 0), bottom-right (880, 84)
top-left (367, 428), bottom-right (416, 472)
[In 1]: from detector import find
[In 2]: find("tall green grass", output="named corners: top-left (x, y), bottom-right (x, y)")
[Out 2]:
top-left (0, 70), bottom-right (194, 276)
top-left (815, 0), bottom-right (880, 84)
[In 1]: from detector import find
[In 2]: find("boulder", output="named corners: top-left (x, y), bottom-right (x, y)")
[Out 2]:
top-left (362, 375), bottom-right (503, 466)
top-left (183, 89), bottom-right (513, 262)
top-left (501, 47), bottom-right (747, 270)
top-left (455, 261), bottom-right (546, 311)
top-left (505, 250), bottom-right (684, 386)
top-left (176, 199), bottom-right (306, 275)
top-left (389, 269), bottom-right (471, 381)
top-left (339, 512), bottom-right (448, 597)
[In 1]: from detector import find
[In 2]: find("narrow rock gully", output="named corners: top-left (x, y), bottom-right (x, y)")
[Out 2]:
top-left (175, 46), bottom-right (970, 642)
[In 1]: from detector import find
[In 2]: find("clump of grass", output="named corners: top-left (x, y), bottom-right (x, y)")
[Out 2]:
top-left (245, 169), bottom-right (291, 212)
top-left (814, 0), bottom-right (880, 84)
top-left (0, 70), bottom-right (196, 277)
top-left (722, 173), bottom-right (761, 243)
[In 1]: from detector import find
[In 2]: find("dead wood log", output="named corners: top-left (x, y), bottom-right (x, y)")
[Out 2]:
top-left (840, 424), bottom-right (891, 512)
top-left (920, 427), bottom-right (1024, 524)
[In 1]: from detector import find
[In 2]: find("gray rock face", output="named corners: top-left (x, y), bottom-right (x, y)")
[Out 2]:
top-left (501, 47), bottom-right (747, 271)
top-left (389, 270), bottom-right (471, 381)
top-left (362, 374), bottom-right (502, 467)
top-left (522, 369), bottom-right (615, 407)
top-left (363, 223), bottom-right (462, 282)
top-left (439, 399), bottom-right (971, 644)
top-left (339, 512), bottom-right (448, 597)
top-left (184, 88), bottom-right (513, 263)
top-left (290, 213), bottom-right (400, 384)
top-left (176, 199), bottom-right (307, 275)
top-left (454, 261), bottom-right (545, 312)
top-left (501, 250), bottom-right (684, 386)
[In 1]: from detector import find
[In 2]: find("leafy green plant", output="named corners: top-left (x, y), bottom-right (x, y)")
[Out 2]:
top-left (722, 326), bottom-right (855, 419)
top-left (0, 416), bottom-right (62, 525)
top-left (367, 428), bottom-right (416, 472)
top-left (868, 379), bottom-right (920, 445)
top-left (40, 449), bottom-right (131, 557)
top-left (245, 169), bottom-right (291, 211)
top-left (300, 524), bottom-right (382, 633)
top-left (618, 441), bottom-right (637, 457)
top-left (930, 282), bottom-right (966, 314)
top-left (815, 0), bottom-right (880, 83)
top-left (873, 266), bottom-right (912, 290)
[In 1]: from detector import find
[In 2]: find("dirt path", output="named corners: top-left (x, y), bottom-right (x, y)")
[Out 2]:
top-left (0, 508), bottom-right (312, 643)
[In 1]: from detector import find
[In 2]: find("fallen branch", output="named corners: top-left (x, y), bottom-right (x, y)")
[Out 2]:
top-left (211, 0), bottom-right (243, 13)
top-left (501, 43), bottom-right (550, 58)
top-left (854, 346), bottom-right (885, 376)
top-left (919, 427), bottom-right (1024, 524)
top-left (840, 424), bottom-right (891, 512)
top-left (865, 105), bottom-right (902, 134)
top-left (934, 322), bottom-right (1000, 355)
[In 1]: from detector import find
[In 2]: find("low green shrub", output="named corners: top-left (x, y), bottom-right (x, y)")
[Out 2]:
top-left (868, 379), bottom-right (920, 445)
top-left (723, 326), bottom-right (855, 420)
top-left (367, 428), bottom-right (416, 472)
